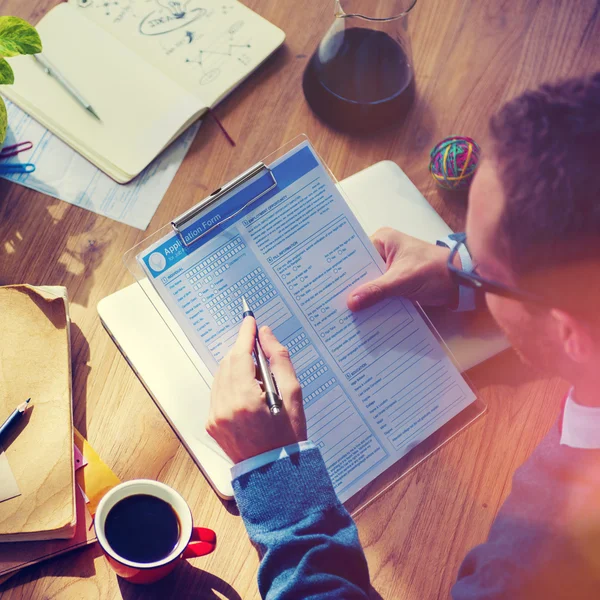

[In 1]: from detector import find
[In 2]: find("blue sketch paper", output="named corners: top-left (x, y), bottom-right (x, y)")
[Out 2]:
top-left (138, 141), bottom-right (476, 502)
top-left (0, 101), bottom-right (199, 229)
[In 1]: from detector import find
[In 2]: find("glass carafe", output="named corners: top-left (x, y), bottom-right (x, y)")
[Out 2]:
top-left (303, 0), bottom-right (417, 132)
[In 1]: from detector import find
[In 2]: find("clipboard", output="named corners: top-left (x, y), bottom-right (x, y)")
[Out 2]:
top-left (121, 136), bottom-right (488, 514)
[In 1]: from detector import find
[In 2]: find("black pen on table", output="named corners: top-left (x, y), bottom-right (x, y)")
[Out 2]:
top-left (0, 399), bottom-right (32, 447)
top-left (241, 296), bottom-right (283, 415)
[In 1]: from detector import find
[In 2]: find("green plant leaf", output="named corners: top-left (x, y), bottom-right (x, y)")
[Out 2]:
top-left (0, 96), bottom-right (7, 146)
top-left (0, 17), bottom-right (42, 58)
top-left (0, 58), bottom-right (14, 84)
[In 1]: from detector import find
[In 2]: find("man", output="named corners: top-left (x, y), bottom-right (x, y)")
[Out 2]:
top-left (206, 73), bottom-right (600, 598)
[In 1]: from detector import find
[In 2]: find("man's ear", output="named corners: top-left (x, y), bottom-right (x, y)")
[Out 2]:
top-left (550, 309), bottom-right (595, 364)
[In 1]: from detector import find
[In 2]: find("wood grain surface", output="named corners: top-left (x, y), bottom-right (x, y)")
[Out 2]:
top-left (1, 1), bottom-right (599, 598)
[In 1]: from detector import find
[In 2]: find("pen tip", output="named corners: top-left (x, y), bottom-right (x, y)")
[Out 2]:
top-left (241, 295), bottom-right (250, 313)
top-left (18, 398), bottom-right (32, 412)
top-left (87, 106), bottom-right (101, 121)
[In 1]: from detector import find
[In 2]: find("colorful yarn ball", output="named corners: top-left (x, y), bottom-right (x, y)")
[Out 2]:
top-left (429, 136), bottom-right (481, 191)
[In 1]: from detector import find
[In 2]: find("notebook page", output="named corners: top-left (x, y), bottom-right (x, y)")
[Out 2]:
top-left (136, 142), bottom-right (476, 503)
top-left (69, 0), bottom-right (285, 108)
top-left (2, 3), bottom-right (202, 181)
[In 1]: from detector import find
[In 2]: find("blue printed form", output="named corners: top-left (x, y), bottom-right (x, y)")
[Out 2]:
top-left (138, 141), bottom-right (476, 503)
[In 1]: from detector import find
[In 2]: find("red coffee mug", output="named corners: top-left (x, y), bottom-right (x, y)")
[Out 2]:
top-left (94, 479), bottom-right (216, 584)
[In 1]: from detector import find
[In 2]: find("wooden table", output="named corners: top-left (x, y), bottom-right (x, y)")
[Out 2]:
top-left (1, 1), bottom-right (599, 598)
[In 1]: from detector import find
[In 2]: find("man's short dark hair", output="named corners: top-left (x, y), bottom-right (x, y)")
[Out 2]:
top-left (489, 72), bottom-right (600, 315)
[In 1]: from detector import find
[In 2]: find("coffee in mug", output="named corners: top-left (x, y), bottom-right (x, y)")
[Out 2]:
top-left (95, 480), bottom-right (216, 584)
top-left (104, 494), bottom-right (180, 564)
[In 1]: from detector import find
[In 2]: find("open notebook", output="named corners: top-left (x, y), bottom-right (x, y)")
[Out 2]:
top-left (1, 1), bottom-right (285, 182)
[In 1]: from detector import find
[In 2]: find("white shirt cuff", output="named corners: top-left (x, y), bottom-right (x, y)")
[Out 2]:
top-left (560, 388), bottom-right (600, 449)
top-left (231, 441), bottom-right (316, 479)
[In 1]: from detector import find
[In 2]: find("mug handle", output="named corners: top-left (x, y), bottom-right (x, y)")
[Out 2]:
top-left (182, 527), bottom-right (217, 559)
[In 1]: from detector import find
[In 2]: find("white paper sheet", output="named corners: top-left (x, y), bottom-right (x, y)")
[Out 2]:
top-left (137, 141), bottom-right (477, 503)
top-left (0, 100), bottom-right (200, 230)
top-left (0, 452), bottom-right (20, 504)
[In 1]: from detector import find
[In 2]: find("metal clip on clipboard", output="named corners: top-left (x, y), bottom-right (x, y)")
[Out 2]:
top-left (171, 162), bottom-right (278, 248)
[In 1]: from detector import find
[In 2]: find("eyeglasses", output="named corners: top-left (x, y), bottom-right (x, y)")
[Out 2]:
top-left (447, 235), bottom-right (555, 307)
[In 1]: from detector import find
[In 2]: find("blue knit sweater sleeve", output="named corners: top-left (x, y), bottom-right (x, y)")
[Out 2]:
top-left (232, 447), bottom-right (370, 600)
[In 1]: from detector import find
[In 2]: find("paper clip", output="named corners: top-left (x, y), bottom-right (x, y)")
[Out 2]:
top-left (0, 163), bottom-right (36, 175)
top-left (0, 141), bottom-right (33, 159)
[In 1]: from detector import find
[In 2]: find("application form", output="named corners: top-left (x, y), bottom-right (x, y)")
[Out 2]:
top-left (138, 141), bottom-right (476, 502)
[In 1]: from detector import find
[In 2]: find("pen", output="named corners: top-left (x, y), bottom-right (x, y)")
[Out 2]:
top-left (0, 399), bottom-right (32, 447)
top-left (33, 54), bottom-right (101, 121)
top-left (241, 296), bottom-right (283, 415)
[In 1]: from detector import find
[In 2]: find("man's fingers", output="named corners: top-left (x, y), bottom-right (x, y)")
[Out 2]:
top-left (258, 326), bottom-right (301, 408)
top-left (370, 233), bottom-right (387, 261)
top-left (224, 316), bottom-right (259, 389)
top-left (347, 269), bottom-right (403, 312)
top-left (233, 316), bottom-right (257, 355)
top-left (255, 364), bottom-right (264, 384)
top-left (370, 227), bottom-right (401, 261)
top-left (258, 326), bottom-right (293, 374)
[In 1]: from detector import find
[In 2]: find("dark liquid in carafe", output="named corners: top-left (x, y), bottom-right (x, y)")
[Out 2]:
top-left (303, 27), bottom-right (414, 132)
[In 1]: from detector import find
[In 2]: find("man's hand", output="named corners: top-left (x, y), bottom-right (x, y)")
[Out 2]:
top-left (347, 228), bottom-right (458, 311)
top-left (206, 317), bottom-right (307, 464)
